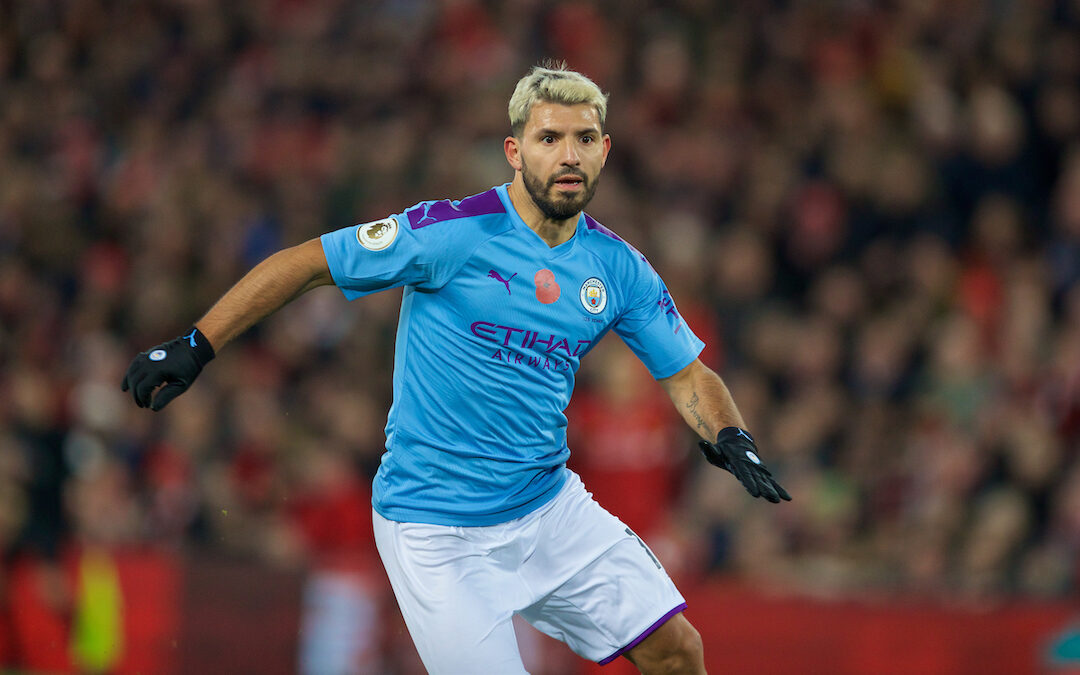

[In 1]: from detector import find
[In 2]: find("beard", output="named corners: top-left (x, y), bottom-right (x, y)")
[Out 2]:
top-left (520, 159), bottom-right (600, 221)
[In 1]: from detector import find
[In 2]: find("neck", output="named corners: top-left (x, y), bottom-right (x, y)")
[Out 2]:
top-left (507, 175), bottom-right (579, 248)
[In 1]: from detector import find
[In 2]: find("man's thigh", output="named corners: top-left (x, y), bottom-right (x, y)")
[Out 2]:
top-left (372, 512), bottom-right (529, 675)
top-left (518, 475), bottom-right (687, 664)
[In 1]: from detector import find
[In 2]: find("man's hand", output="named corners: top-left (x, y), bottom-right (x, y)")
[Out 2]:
top-left (699, 427), bottom-right (791, 503)
top-left (121, 327), bottom-right (215, 411)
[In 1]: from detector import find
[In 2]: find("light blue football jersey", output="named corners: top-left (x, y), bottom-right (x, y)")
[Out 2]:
top-left (320, 184), bottom-right (704, 526)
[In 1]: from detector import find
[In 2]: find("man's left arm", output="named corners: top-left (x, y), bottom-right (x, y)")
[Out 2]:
top-left (659, 358), bottom-right (746, 441)
top-left (659, 359), bottom-right (791, 503)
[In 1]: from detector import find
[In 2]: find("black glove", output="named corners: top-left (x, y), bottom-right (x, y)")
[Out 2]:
top-left (699, 427), bottom-right (791, 503)
top-left (121, 327), bottom-right (215, 411)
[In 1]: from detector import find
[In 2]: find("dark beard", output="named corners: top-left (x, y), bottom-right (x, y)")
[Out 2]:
top-left (521, 160), bottom-right (599, 221)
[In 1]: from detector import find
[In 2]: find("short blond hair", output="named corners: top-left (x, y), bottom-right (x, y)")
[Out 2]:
top-left (508, 62), bottom-right (608, 137)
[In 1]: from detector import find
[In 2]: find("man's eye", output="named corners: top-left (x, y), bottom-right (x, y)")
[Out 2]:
top-left (541, 136), bottom-right (555, 144)
top-left (581, 135), bottom-right (594, 143)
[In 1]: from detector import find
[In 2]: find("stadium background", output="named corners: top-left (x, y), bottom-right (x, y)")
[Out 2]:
top-left (2, 0), bottom-right (1080, 672)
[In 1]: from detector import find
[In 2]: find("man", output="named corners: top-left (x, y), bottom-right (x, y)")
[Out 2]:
top-left (122, 64), bottom-right (790, 674)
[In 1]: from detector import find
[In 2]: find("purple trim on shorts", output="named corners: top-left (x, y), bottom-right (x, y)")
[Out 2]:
top-left (597, 602), bottom-right (688, 665)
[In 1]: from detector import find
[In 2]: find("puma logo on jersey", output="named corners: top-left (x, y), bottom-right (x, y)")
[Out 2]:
top-left (487, 269), bottom-right (517, 295)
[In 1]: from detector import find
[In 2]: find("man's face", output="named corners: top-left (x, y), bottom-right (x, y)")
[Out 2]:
top-left (509, 102), bottom-right (611, 220)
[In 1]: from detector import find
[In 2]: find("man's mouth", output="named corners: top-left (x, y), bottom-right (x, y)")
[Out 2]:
top-left (552, 174), bottom-right (585, 190)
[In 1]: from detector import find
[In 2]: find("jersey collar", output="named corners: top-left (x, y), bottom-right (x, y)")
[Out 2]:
top-left (495, 183), bottom-right (584, 258)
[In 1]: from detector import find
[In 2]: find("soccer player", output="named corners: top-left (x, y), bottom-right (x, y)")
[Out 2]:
top-left (122, 64), bottom-right (790, 674)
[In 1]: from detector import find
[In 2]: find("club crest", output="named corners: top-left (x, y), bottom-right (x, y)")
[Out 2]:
top-left (579, 277), bottom-right (607, 314)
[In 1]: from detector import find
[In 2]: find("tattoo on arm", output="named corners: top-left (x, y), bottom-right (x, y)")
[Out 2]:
top-left (686, 392), bottom-right (708, 432)
top-left (664, 362), bottom-right (743, 441)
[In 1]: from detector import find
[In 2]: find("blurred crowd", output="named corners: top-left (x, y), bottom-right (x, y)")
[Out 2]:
top-left (3, 2), bottom-right (1080, 661)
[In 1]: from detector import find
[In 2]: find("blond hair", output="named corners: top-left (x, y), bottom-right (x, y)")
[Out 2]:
top-left (508, 62), bottom-right (608, 137)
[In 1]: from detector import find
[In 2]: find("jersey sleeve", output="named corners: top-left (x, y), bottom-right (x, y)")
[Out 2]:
top-left (612, 254), bottom-right (705, 379)
top-left (320, 203), bottom-right (476, 300)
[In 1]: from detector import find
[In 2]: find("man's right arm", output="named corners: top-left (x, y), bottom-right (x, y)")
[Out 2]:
top-left (122, 237), bottom-right (334, 410)
top-left (195, 237), bottom-right (333, 351)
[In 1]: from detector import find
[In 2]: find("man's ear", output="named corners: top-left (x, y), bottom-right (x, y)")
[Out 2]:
top-left (504, 136), bottom-right (522, 171)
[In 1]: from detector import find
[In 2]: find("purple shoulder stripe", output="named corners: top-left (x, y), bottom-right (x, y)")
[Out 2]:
top-left (584, 214), bottom-right (648, 262)
top-left (583, 213), bottom-right (625, 242)
top-left (406, 188), bottom-right (505, 229)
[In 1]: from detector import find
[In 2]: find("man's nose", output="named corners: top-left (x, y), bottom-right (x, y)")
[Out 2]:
top-left (560, 141), bottom-right (580, 165)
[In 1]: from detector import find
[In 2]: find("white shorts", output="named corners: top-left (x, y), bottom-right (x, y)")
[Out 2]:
top-left (373, 471), bottom-right (686, 674)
